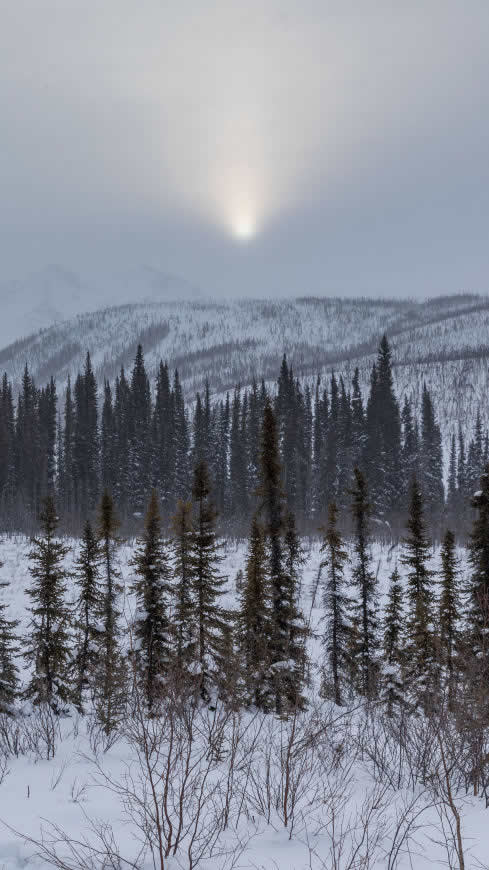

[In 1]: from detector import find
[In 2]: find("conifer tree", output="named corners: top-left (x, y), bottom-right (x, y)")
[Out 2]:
top-left (365, 336), bottom-right (401, 517)
top-left (171, 499), bottom-right (195, 674)
top-left (95, 490), bottom-right (126, 732)
top-left (0, 574), bottom-right (19, 712)
top-left (190, 460), bottom-right (228, 702)
top-left (446, 434), bottom-right (458, 523)
top-left (73, 353), bottom-right (99, 518)
top-left (24, 496), bottom-right (71, 712)
top-left (349, 468), bottom-right (379, 699)
top-left (401, 396), bottom-right (418, 500)
top-left (73, 520), bottom-right (101, 712)
top-left (438, 529), bottom-right (460, 700)
top-left (382, 568), bottom-right (404, 717)
top-left (101, 380), bottom-right (116, 496)
top-left (401, 478), bottom-right (434, 709)
top-left (465, 467), bottom-right (489, 680)
top-left (172, 370), bottom-right (190, 503)
top-left (320, 502), bottom-right (350, 706)
top-left (420, 382), bottom-right (444, 534)
top-left (257, 402), bottom-right (305, 714)
top-left (282, 509), bottom-right (308, 706)
top-left (351, 367), bottom-right (365, 468)
top-left (238, 515), bottom-right (269, 707)
top-left (62, 375), bottom-right (75, 518)
top-left (131, 491), bottom-right (171, 711)
top-left (128, 345), bottom-right (152, 517)
top-left (152, 361), bottom-right (174, 511)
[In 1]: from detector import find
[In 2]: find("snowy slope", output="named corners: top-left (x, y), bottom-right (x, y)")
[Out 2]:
top-left (0, 294), bottom-right (488, 462)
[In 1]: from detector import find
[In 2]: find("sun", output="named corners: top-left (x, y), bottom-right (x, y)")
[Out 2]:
top-left (233, 215), bottom-right (256, 241)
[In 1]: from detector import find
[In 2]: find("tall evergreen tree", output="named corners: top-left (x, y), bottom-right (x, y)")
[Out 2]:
top-left (257, 402), bottom-right (305, 713)
top-left (24, 496), bottom-right (71, 712)
top-left (420, 382), bottom-right (444, 533)
top-left (95, 491), bottom-right (126, 732)
top-left (131, 491), bottom-right (171, 711)
top-left (401, 478), bottom-right (435, 709)
top-left (381, 568), bottom-right (404, 717)
top-left (465, 467), bottom-right (489, 681)
top-left (190, 460), bottom-right (228, 702)
top-left (238, 515), bottom-right (269, 707)
top-left (101, 380), bottom-right (117, 496)
top-left (0, 575), bottom-right (19, 712)
top-left (73, 353), bottom-right (99, 518)
top-left (320, 502), bottom-right (350, 706)
top-left (365, 336), bottom-right (402, 517)
top-left (171, 499), bottom-right (195, 674)
top-left (128, 345), bottom-right (152, 517)
top-left (438, 529), bottom-right (460, 700)
top-left (73, 520), bottom-right (101, 712)
top-left (349, 468), bottom-right (379, 698)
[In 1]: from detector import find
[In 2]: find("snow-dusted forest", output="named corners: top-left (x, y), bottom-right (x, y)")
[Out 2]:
top-left (1, 305), bottom-right (489, 867)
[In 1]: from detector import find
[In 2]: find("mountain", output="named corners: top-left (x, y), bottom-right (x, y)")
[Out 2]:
top-left (1, 292), bottom-right (489, 463)
top-left (0, 264), bottom-right (203, 348)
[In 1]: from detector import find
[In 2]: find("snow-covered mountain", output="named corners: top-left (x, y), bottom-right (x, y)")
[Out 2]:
top-left (1, 293), bottom-right (489, 458)
top-left (0, 265), bottom-right (203, 348)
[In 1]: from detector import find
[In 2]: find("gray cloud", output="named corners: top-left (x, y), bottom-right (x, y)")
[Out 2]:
top-left (1, 1), bottom-right (488, 299)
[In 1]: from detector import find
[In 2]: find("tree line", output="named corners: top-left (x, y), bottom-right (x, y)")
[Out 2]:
top-left (0, 335), bottom-right (487, 537)
top-left (2, 389), bottom-right (489, 780)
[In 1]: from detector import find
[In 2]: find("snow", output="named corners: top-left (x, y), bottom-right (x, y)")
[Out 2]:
top-left (0, 534), bottom-right (487, 868)
top-left (2, 294), bottom-right (489, 484)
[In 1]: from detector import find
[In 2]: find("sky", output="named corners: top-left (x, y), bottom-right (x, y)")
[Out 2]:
top-left (1, 0), bottom-right (489, 301)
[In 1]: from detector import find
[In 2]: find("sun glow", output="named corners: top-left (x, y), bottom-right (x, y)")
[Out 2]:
top-left (233, 215), bottom-right (256, 241)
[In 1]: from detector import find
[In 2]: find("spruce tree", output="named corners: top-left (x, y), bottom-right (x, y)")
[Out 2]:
top-left (365, 336), bottom-right (401, 517)
top-left (128, 345), bottom-right (152, 518)
top-left (382, 568), bottom-right (404, 717)
top-left (95, 490), bottom-right (126, 732)
top-left (0, 575), bottom-right (19, 712)
top-left (466, 467), bottom-right (489, 680)
top-left (320, 502), bottom-right (350, 706)
top-left (438, 529), bottom-right (460, 700)
top-left (171, 499), bottom-right (195, 674)
top-left (190, 460), bottom-right (229, 703)
top-left (73, 520), bottom-right (101, 712)
top-left (420, 383), bottom-right (444, 535)
top-left (238, 516), bottom-right (269, 707)
top-left (62, 375), bottom-right (75, 519)
top-left (130, 491), bottom-right (171, 711)
top-left (349, 468), bottom-right (379, 699)
top-left (257, 402), bottom-right (305, 714)
top-left (401, 478), bottom-right (435, 710)
top-left (24, 496), bottom-right (71, 712)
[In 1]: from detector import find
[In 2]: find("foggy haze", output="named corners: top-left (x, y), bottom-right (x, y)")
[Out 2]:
top-left (1, 0), bottom-right (489, 334)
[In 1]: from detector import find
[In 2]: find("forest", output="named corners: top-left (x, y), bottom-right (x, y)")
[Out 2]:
top-left (0, 336), bottom-right (489, 868)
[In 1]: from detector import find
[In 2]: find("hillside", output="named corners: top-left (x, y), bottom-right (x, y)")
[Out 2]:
top-left (1, 294), bottom-right (489, 457)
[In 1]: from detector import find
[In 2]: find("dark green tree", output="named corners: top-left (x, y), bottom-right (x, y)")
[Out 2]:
top-left (190, 460), bottom-right (228, 702)
top-left (401, 478), bottom-right (435, 709)
top-left (131, 491), bottom-right (171, 711)
top-left (171, 499), bottom-right (195, 674)
top-left (238, 515), bottom-right (269, 707)
top-left (73, 520), bottom-right (101, 712)
top-left (0, 575), bottom-right (19, 712)
top-left (320, 502), bottom-right (350, 706)
top-left (438, 528), bottom-right (460, 701)
top-left (381, 567), bottom-right (404, 717)
top-left (24, 496), bottom-right (71, 712)
top-left (95, 491), bottom-right (126, 733)
top-left (350, 468), bottom-right (379, 699)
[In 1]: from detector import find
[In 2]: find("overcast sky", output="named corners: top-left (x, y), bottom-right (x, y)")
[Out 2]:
top-left (1, 1), bottom-right (489, 299)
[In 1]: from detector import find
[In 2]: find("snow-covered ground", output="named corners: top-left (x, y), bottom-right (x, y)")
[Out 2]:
top-left (0, 533), bottom-right (488, 869)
